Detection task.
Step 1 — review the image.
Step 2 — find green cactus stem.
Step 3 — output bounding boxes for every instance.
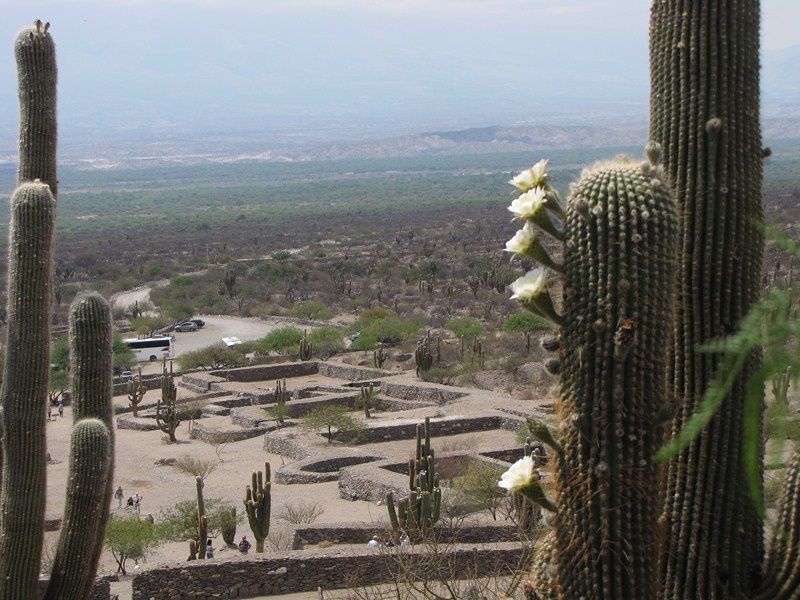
[156,361,181,442]
[244,463,271,553]
[357,384,378,418]
[127,367,145,416]
[15,20,57,197]
[552,157,678,599]
[0,181,57,597]
[385,418,442,539]
[650,2,766,596]
[373,344,388,369]
[299,331,313,361]
[414,335,434,377]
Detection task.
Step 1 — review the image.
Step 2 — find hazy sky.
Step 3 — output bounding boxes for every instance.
[0,0,798,146]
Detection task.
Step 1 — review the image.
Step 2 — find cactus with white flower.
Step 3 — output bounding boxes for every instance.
[502,154,678,598]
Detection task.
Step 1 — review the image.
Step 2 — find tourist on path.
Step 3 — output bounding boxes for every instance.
[238,536,251,554]
[114,486,124,508]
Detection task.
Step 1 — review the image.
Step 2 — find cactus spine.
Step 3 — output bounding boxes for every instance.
[156,361,181,442]
[650,2,767,597]
[386,417,441,538]
[196,476,207,559]
[244,463,271,553]
[127,367,145,416]
[0,22,114,598]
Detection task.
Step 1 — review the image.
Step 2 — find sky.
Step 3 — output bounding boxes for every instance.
[0,0,798,148]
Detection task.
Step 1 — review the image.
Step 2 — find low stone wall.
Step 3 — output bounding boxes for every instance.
[209,361,318,382]
[345,415,503,445]
[317,362,393,381]
[262,430,311,460]
[131,543,523,599]
[112,374,162,397]
[275,454,382,485]
[380,380,468,404]
[189,422,272,444]
[291,523,521,549]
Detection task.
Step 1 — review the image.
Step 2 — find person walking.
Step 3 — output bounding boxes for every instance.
[206,539,214,559]
[57,401,64,418]
[114,486,124,508]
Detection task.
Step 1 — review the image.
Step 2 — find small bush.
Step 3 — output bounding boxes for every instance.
[503,312,550,334]
[253,327,304,355]
[273,250,292,261]
[351,316,422,350]
[308,327,345,358]
[277,501,325,524]
[445,317,484,338]
[178,344,246,371]
[303,405,365,443]
[291,300,332,321]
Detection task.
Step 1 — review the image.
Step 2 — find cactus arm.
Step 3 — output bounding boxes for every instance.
[651,2,765,596]
[0,181,56,598]
[42,420,111,600]
[15,21,57,197]
[44,294,114,599]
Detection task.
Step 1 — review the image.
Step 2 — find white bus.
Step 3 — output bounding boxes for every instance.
[123,336,174,362]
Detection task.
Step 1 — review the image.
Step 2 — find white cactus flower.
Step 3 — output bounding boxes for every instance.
[498,456,536,492]
[504,222,537,256]
[509,159,549,191]
[508,187,548,221]
[509,267,549,302]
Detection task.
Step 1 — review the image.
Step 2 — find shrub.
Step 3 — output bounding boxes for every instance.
[171,274,197,287]
[308,327,345,358]
[178,344,246,371]
[355,307,396,327]
[453,462,507,520]
[272,250,292,261]
[158,498,233,541]
[291,300,332,321]
[171,455,220,481]
[277,501,325,525]
[351,316,422,350]
[445,317,484,338]
[253,327,304,355]
[502,312,550,334]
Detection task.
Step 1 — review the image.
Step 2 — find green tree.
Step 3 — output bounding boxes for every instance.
[253,327,304,355]
[178,344,246,371]
[131,316,171,337]
[453,462,507,521]
[290,300,332,321]
[308,327,345,358]
[113,333,136,371]
[445,317,484,338]
[303,405,364,443]
[503,313,550,353]
[105,518,160,575]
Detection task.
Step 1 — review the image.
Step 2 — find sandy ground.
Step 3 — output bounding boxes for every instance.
[44,402,387,582]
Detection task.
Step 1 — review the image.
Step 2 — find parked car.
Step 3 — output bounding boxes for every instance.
[191,319,205,329]
[174,321,199,332]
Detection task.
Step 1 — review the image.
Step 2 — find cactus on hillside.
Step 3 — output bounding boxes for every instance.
[386,417,442,538]
[650,2,768,596]
[505,155,678,598]
[156,361,181,442]
[357,384,378,418]
[0,22,115,599]
[373,344,388,369]
[127,367,145,416]
[244,463,271,553]
[299,331,313,361]
[414,334,434,377]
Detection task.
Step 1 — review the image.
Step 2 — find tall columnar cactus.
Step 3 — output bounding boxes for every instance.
[299,331,313,361]
[15,20,57,196]
[386,417,442,538]
[244,463,271,553]
[357,384,378,418]
[156,361,181,442]
[373,344,388,369]
[195,476,207,560]
[505,155,677,598]
[414,335,434,377]
[127,367,145,416]
[650,2,767,597]
[0,22,114,598]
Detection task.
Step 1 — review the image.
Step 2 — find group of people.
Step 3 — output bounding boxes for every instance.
[46,398,65,421]
[114,486,143,515]
[367,533,411,549]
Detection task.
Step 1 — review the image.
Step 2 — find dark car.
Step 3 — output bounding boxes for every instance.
[174,321,199,332]
[190,319,205,328]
